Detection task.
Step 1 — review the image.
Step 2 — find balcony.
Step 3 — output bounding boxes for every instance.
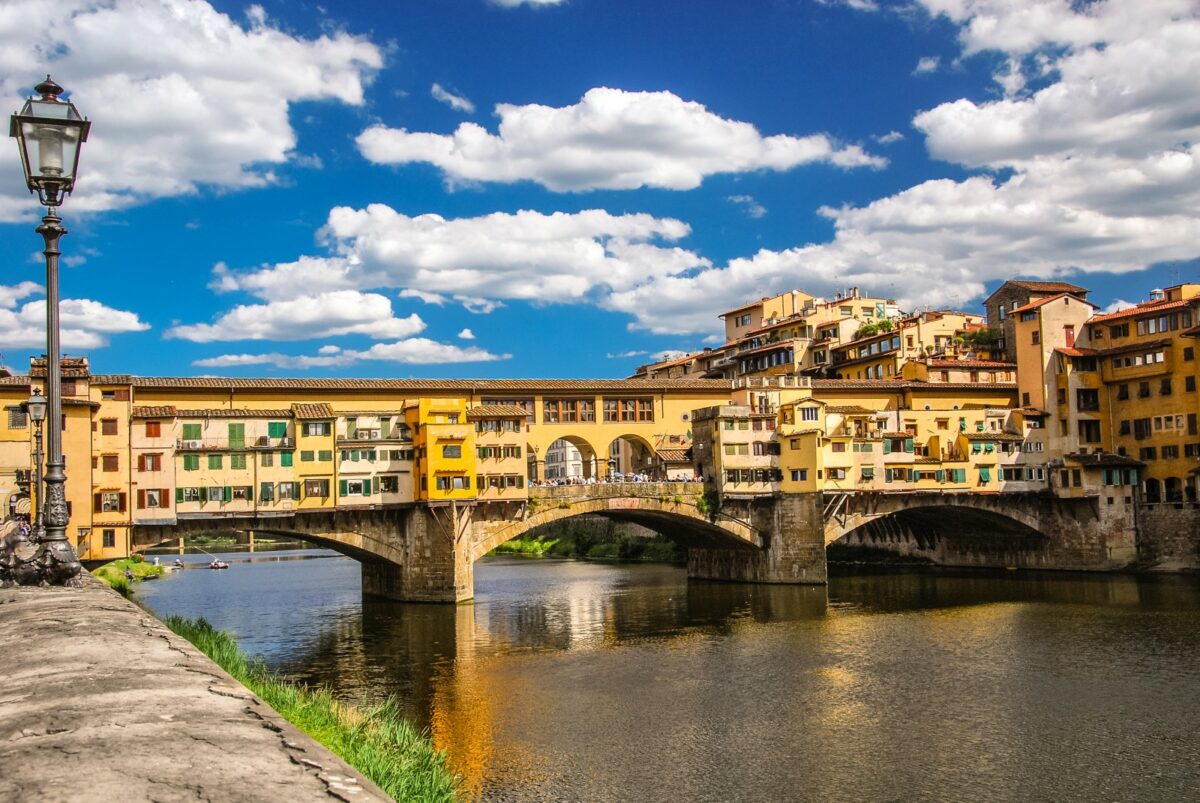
[177,437,293,451]
[338,430,412,444]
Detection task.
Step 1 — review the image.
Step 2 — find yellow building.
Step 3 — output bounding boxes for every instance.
[408,397,475,502]
[469,405,528,502]
[293,403,337,510]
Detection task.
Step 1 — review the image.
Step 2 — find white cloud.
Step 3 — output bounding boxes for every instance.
[356,87,885,192]
[874,130,905,144]
[457,328,475,339]
[194,338,508,368]
[217,206,707,306]
[0,0,382,221]
[398,289,449,305]
[1101,299,1135,315]
[165,290,425,342]
[0,282,148,349]
[727,194,767,219]
[606,350,648,359]
[913,56,940,74]
[430,83,475,114]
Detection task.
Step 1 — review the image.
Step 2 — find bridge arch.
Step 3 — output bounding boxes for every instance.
[471,488,760,562]
[535,434,603,482]
[604,432,658,478]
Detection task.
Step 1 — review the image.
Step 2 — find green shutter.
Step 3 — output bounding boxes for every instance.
[260,482,272,500]
[883,439,892,454]
[268,421,287,438]
[281,452,293,467]
[936,470,945,483]
[175,487,183,503]
[228,423,245,449]
[182,423,201,440]
[980,468,991,484]
[224,486,232,501]
[339,479,348,496]
[246,485,253,501]
[904,438,914,453]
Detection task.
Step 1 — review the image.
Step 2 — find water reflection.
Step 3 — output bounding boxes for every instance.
[137,554,1200,803]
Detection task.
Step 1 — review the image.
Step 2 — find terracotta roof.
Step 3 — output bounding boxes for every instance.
[985,281,1089,305]
[964,432,1025,442]
[30,357,91,379]
[132,406,177,418]
[1062,452,1144,468]
[91,376,733,392]
[291,402,334,420]
[1088,338,1172,358]
[1054,347,1096,358]
[1089,297,1197,323]
[656,448,691,463]
[1008,292,1098,315]
[466,405,528,419]
[880,431,912,438]
[735,339,799,358]
[63,398,100,408]
[1016,407,1048,417]
[914,457,942,464]
[925,360,1016,369]
[824,405,874,415]
[175,408,293,419]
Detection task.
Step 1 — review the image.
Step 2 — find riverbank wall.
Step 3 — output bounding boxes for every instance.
[0,576,390,802]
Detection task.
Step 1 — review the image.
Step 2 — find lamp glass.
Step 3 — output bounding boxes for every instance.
[26,392,47,423]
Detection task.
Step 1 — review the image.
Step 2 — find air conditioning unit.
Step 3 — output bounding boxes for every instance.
[182,440,201,449]
[356,431,372,440]
[280,437,294,448]
[256,435,270,446]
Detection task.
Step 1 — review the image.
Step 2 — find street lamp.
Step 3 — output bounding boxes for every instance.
[25,391,47,538]
[10,77,89,586]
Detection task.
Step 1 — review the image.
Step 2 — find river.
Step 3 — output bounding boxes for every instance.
[136,550,1200,802]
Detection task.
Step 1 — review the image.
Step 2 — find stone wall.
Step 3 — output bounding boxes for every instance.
[1136,502,1200,570]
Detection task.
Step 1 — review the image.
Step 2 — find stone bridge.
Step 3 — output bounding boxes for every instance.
[132,484,1140,602]
[821,490,1138,570]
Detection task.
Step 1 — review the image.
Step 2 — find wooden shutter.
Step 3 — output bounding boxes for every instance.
[137,454,146,472]
[93,494,102,513]
[117,493,127,512]
[224,486,232,502]
[175,488,183,503]
[339,479,348,496]
[137,490,146,509]
[161,489,170,509]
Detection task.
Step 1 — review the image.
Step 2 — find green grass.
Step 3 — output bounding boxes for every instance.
[490,533,685,563]
[93,557,164,596]
[163,616,458,803]
[490,536,561,556]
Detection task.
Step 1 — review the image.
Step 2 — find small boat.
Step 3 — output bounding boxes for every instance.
[209,560,230,570]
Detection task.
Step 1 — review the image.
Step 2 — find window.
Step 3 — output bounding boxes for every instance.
[268,421,288,438]
[261,452,274,467]
[102,454,118,472]
[790,469,808,482]
[1140,446,1157,460]
[208,454,223,470]
[799,406,819,422]
[752,442,781,456]
[318,450,333,461]
[99,418,117,436]
[831,442,846,453]
[1032,330,1040,345]
[543,398,596,423]
[278,482,299,500]
[138,489,165,509]
[1162,445,1179,459]
[95,492,125,513]
[1138,381,1151,398]
[860,467,875,481]
[182,423,202,440]
[230,454,247,470]
[1161,378,1173,396]
[230,486,251,501]
[145,421,161,438]
[179,487,202,502]
[303,422,332,436]
[1119,420,1131,435]
[140,453,161,472]
[207,486,225,502]
[182,454,199,471]
[304,479,330,498]
[435,475,471,491]
[281,452,293,467]
[6,406,27,429]
[827,468,847,480]
[1117,384,1129,401]
[380,475,400,493]
[1076,389,1100,411]
[602,398,654,422]
[102,529,116,549]
[1134,418,1152,440]
[443,444,462,459]
[1077,420,1101,443]
[300,450,315,462]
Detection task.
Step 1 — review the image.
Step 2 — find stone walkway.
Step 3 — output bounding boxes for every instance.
[0,576,389,802]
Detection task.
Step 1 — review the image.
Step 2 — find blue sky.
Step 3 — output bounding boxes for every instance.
[1,0,1197,378]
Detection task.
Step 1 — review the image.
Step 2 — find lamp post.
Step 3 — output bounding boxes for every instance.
[25,391,47,539]
[10,76,89,586]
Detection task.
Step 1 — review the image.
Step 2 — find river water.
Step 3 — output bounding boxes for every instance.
[137,550,1200,802]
